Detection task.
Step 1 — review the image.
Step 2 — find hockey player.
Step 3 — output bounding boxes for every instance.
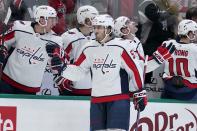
[54,5,99,96]
[161,19,197,101]
[114,16,145,93]
[48,14,147,131]
[114,16,144,61]
[114,16,175,73]
[114,16,175,93]
[0,5,63,94]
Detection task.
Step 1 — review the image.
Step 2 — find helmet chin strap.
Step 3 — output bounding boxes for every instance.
[122,27,131,36]
[43,28,47,34]
[100,28,112,44]
[122,28,135,38]
[38,20,48,27]
[38,19,48,34]
[187,32,196,42]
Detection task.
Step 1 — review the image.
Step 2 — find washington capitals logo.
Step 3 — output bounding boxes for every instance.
[17,46,45,64]
[93,54,116,74]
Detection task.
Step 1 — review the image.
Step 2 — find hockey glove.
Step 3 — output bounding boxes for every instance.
[0,45,8,64]
[0,45,8,79]
[50,56,67,75]
[171,76,184,88]
[46,43,62,57]
[153,42,176,64]
[54,75,73,93]
[133,89,147,112]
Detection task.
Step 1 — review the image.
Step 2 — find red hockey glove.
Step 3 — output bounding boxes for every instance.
[54,75,73,93]
[48,0,67,35]
[133,89,147,112]
[153,42,175,64]
[50,56,67,75]
[46,43,62,57]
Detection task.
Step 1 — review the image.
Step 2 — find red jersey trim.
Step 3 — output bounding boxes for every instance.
[64,43,72,61]
[2,73,40,93]
[0,31,15,45]
[74,53,86,66]
[183,79,197,89]
[122,50,143,89]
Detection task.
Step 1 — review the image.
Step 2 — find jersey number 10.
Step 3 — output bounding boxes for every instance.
[168,58,190,77]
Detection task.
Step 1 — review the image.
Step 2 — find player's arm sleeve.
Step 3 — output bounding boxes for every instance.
[121,49,144,90]
[61,32,74,61]
[146,58,161,73]
[62,52,90,81]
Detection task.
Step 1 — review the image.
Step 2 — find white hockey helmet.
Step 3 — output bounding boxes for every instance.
[178,19,197,35]
[92,14,114,29]
[34,5,57,25]
[77,5,99,25]
[114,16,131,37]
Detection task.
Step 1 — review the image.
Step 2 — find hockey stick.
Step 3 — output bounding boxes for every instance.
[135,55,148,131]
[4,7,12,26]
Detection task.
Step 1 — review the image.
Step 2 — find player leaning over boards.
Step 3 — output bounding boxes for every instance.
[113,16,175,91]
[53,5,99,96]
[47,14,147,131]
[161,19,197,101]
[0,5,63,94]
[114,16,175,73]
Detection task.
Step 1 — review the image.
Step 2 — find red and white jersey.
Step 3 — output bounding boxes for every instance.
[37,64,60,96]
[0,20,63,93]
[61,28,95,92]
[128,37,161,74]
[163,40,197,89]
[127,37,144,61]
[61,28,95,61]
[121,37,145,91]
[62,38,144,103]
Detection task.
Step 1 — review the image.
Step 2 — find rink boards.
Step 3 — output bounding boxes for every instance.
[0,94,196,131]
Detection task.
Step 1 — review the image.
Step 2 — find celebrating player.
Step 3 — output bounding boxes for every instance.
[48,14,147,131]
[161,19,197,101]
[54,5,99,96]
[0,5,63,94]
[114,16,175,71]
[114,16,175,92]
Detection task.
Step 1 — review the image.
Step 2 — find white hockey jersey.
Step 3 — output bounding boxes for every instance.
[129,37,160,73]
[163,40,197,88]
[122,37,145,91]
[62,38,144,103]
[37,64,60,96]
[61,28,95,93]
[1,21,63,93]
[127,37,145,60]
